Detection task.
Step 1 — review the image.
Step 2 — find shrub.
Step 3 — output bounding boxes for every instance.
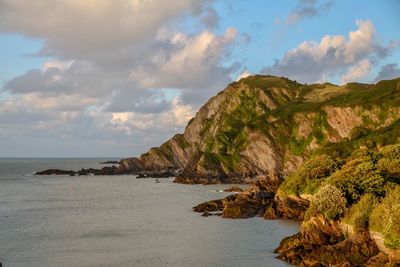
[370,186,400,249]
[305,185,347,221]
[326,157,385,203]
[342,194,376,232]
[280,154,341,195]
[350,127,370,141]
[375,143,400,183]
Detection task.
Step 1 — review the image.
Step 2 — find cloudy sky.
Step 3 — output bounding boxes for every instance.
[0,0,399,157]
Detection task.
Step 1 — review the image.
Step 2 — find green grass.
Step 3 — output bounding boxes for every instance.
[342,194,376,232]
[370,186,400,249]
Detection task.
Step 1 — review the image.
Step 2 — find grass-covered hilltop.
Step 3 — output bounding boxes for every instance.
[120,75,400,185]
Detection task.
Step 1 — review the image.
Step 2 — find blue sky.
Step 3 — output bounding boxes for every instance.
[0,0,399,157]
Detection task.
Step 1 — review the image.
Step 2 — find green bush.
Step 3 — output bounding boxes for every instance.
[326,157,385,203]
[342,194,376,232]
[280,154,341,195]
[305,185,347,221]
[370,186,400,249]
[375,143,400,183]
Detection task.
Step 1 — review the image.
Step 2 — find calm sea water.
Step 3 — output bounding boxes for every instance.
[0,158,298,267]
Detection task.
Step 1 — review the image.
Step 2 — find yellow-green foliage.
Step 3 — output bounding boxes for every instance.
[370,186,400,249]
[305,185,347,221]
[326,156,385,204]
[375,143,400,183]
[280,154,341,195]
[342,194,376,232]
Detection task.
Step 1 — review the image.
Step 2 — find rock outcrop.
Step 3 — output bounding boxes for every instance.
[193,176,310,219]
[275,216,382,266]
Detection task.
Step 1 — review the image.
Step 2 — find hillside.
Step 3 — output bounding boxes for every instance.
[120,75,400,184]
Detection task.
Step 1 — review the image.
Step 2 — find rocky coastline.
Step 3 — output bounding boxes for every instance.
[34,76,400,266]
[35,163,176,178]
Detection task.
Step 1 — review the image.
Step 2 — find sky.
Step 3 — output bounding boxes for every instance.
[0,0,399,157]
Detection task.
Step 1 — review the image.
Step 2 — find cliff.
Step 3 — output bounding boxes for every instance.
[120,75,400,183]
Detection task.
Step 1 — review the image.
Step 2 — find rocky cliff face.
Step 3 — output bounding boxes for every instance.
[120,75,400,183]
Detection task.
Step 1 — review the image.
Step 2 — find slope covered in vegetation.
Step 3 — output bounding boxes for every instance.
[275,142,400,265]
[120,75,400,184]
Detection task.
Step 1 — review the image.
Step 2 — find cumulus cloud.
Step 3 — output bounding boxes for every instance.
[374,63,400,82]
[0,0,242,156]
[262,20,392,83]
[341,59,371,83]
[284,0,333,25]
[236,70,252,81]
[0,0,209,61]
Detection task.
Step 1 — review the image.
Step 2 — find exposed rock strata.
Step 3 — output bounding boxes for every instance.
[117,76,400,184]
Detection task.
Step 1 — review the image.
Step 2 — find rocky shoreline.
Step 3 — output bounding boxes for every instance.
[35,164,176,178]
[193,175,400,266]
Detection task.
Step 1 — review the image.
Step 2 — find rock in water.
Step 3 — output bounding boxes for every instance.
[274,216,381,266]
[193,199,224,213]
[223,186,244,192]
[35,169,76,176]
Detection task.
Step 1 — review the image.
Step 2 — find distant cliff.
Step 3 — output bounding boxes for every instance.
[120,75,400,183]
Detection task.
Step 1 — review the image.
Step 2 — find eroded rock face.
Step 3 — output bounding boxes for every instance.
[264,194,310,220]
[118,76,400,184]
[275,216,381,266]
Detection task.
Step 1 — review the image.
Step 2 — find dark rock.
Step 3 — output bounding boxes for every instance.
[275,216,381,266]
[99,160,120,164]
[201,212,223,217]
[137,171,175,178]
[174,174,249,184]
[193,199,224,213]
[223,186,244,192]
[192,176,278,218]
[35,169,76,176]
[264,194,309,220]
[366,252,389,266]
[222,193,266,218]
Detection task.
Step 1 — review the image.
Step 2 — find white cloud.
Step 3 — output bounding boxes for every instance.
[262,20,391,83]
[341,59,371,84]
[236,70,252,81]
[131,27,237,90]
[0,0,241,156]
[0,0,210,61]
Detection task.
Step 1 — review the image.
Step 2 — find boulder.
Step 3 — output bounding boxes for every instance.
[275,216,381,266]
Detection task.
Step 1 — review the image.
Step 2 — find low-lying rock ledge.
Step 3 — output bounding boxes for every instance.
[192,178,297,219]
[223,186,244,192]
[35,167,177,177]
[99,160,119,164]
[136,171,175,178]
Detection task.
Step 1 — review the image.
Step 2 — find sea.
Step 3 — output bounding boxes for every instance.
[0,158,299,267]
